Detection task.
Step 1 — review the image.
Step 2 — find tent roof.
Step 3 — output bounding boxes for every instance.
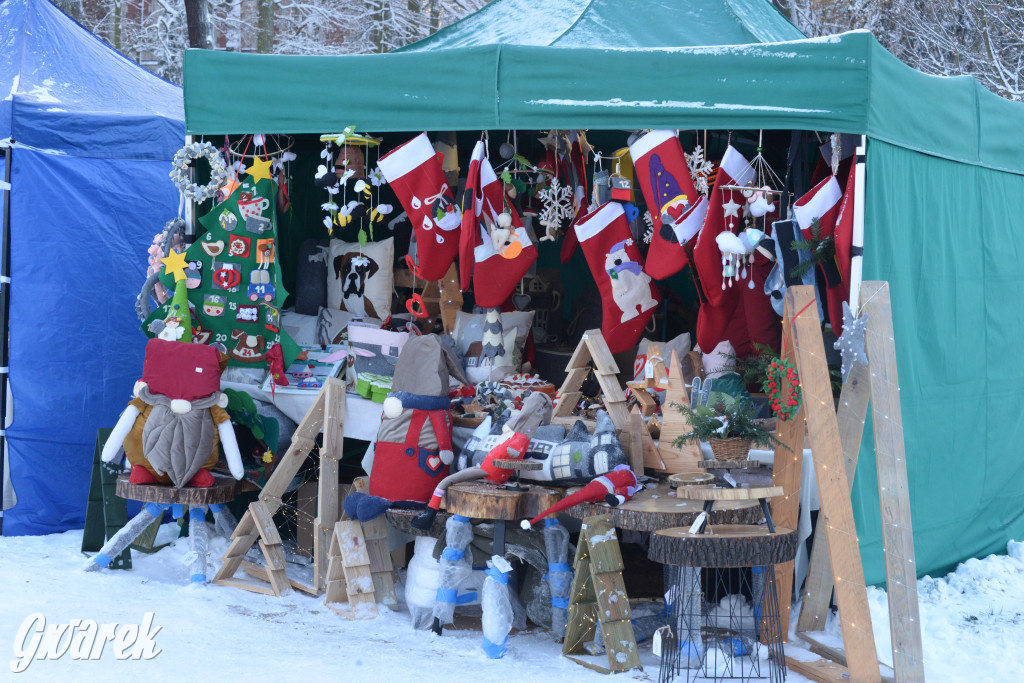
[183,31,1024,176]
[399,0,804,51]
[0,0,183,157]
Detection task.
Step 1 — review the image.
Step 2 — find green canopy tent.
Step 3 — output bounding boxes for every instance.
[182,1,1024,586]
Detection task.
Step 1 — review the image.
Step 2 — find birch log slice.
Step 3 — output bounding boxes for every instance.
[445,481,563,520]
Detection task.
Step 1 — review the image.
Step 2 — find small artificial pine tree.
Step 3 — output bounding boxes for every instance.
[788,216,835,281]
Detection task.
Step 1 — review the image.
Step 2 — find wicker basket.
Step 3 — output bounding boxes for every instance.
[708,437,753,461]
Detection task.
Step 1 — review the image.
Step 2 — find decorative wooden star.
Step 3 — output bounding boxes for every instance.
[161,248,189,282]
[246,156,274,184]
[834,301,869,382]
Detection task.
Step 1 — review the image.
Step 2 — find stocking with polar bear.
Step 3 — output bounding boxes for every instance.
[573,202,661,354]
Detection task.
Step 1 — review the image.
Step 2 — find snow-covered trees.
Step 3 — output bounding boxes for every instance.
[775,0,1024,101]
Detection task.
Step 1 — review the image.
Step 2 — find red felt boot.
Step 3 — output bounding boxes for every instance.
[186,468,215,488]
[129,465,159,485]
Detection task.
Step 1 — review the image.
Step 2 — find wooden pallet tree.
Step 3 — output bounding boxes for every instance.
[213,377,344,596]
[324,521,378,619]
[655,349,703,473]
[563,514,641,673]
[552,329,628,430]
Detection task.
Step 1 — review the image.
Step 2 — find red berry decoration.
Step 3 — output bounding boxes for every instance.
[763,357,802,422]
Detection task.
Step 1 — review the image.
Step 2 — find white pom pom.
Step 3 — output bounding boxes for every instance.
[520,520,532,530]
[497,213,512,229]
[170,399,192,415]
[382,396,403,419]
[133,381,147,398]
[216,393,229,409]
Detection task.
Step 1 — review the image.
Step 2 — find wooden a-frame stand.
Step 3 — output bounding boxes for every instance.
[213,376,345,596]
[771,284,924,683]
[563,514,642,673]
[552,329,629,431]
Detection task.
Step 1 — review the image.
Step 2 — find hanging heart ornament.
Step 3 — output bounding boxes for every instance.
[763,358,802,422]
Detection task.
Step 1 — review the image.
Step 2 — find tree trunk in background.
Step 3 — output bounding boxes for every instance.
[258,0,275,53]
[54,0,82,20]
[185,0,213,50]
[113,0,122,50]
[429,0,442,34]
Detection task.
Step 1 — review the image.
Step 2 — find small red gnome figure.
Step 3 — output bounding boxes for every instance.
[520,464,639,530]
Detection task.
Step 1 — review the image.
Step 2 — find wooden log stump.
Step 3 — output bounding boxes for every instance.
[564,480,761,532]
[116,473,240,505]
[445,480,562,521]
[649,525,799,568]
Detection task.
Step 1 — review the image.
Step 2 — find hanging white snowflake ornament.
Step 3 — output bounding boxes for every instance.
[537,178,573,239]
[686,145,714,196]
[642,210,654,244]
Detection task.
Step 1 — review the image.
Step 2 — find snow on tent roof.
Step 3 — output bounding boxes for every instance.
[0,0,183,157]
[398,0,805,51]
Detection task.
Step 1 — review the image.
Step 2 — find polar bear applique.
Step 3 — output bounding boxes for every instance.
[604,239,659,322]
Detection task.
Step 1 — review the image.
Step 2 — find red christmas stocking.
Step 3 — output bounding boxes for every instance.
[560,131,591,264]
[460,141,538,308]
[645,195,708,280]
[574,202,661,354]
[794,173,845,332]
[379,133,461,281]
[629,130,699,279]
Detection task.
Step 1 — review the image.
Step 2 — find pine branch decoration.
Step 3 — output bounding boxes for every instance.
[789,217,835,281]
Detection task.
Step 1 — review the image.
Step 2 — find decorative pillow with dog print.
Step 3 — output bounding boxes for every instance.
[327,237,393,319]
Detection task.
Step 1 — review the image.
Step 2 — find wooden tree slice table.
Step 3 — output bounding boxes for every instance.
[563,479,762,532]
[444,480,563,556]
[673,484,784,533]
[649,524,799,568]
[116,473,241,505]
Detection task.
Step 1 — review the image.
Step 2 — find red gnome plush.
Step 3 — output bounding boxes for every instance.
[520,465,639,530]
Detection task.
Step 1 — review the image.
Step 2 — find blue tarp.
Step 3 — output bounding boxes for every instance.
[1,0,184,535]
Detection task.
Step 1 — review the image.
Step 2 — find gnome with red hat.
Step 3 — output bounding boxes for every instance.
[520,464,639,530]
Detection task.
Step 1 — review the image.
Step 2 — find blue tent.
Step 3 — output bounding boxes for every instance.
[0,0,184,535]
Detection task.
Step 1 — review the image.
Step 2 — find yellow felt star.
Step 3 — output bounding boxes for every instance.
[246,156,274,184]
[161,248,189,282]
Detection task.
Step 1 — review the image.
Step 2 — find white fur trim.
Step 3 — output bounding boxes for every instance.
[170,399,191,415]
[574,202,624,243]
[628,129,677,161]
[673,195,708,244]
[718,146,755,186]
[216,393,229,409]
[377,132,436,182]
[382,396,403,419]
[133,381,147,398]
[794,175,842,231]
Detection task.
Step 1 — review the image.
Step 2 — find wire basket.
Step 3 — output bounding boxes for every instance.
[707,438,753,462]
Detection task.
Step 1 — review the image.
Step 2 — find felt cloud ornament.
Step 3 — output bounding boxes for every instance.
[716,227,765,289]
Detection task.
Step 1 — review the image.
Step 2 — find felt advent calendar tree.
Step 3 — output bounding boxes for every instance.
[145,160,299,368]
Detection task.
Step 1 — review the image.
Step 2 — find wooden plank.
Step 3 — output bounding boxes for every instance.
[640,418,665,469]
[772,287,811,641]
[593,372,626,404]
[324,578,347,604]
[800,632,850,666]
[294,383,328,441]
[259,539,288,571]
[563,366,591,391]
[564,333,594,371]
[214,577,278,596]
[334,521,371,567]
[787,285,880,683]
[258,541,292,596]
[249,501,283,545]
[342,564,374,594]
[229,508,256,539]
[627,408,646,477]
[861,281,925,683]
[799,360,871,634]
[632,387,657,416]
[438,263,463,334]
[785,655,850,682]
[592,573,632,621]
[656,350,703,473]
[584,330,620,375]
[582,516,624,573]
[602,400,630,433]
[553,391,581,417]
[598,620,642,672]
[316,379,345,591]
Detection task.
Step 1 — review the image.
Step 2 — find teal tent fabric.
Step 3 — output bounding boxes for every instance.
[856,140,1024,583]
[398,0,803,51]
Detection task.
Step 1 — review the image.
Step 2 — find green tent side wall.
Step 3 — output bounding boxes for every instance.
[181,28,1024,583]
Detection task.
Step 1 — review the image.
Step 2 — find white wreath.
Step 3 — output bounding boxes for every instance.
[170,141,229,202]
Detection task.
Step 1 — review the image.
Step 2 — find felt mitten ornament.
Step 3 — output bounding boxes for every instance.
[574,202,661,354]
[460,141,538,308]
[378,133,462,281]
[628,130,700,279]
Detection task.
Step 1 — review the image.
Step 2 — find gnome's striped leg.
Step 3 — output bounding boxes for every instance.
[189,506,210,584]
[542,519,572,640]
[481,556,514,659]
[432,514,474,634]
[412,467,486,531]
[83,503,165,571]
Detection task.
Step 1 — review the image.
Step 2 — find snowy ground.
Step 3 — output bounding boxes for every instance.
[1,526,1022,682]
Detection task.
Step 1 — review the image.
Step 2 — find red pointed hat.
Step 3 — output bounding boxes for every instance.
[520,466,639,529]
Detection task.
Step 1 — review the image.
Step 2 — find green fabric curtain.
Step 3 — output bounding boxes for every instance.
[857,140,1024,583]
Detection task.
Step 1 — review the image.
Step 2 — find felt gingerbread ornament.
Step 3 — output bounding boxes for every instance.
[460,140,538,308]
[573,202,661,354]
[101,338,244,488]
[628,130,701,279]
[378,133,462,281]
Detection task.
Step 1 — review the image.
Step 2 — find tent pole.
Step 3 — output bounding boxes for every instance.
[849,135,867,317]
[0,143,12,518]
